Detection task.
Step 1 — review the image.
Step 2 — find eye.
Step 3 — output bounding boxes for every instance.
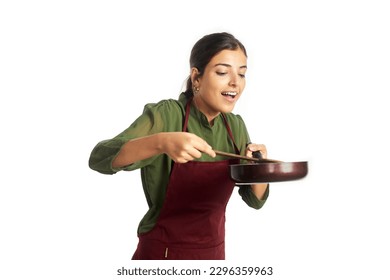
[216,71,227,76]
[239,73,246,78]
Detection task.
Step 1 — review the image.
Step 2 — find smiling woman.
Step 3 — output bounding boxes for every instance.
[191,49,247,122]
[88,32,270,260]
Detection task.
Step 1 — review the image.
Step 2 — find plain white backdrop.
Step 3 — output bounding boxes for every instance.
[1,0,389,279]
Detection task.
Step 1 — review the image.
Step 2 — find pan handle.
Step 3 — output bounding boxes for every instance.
[252,150,263,160]
[213,150,281,163]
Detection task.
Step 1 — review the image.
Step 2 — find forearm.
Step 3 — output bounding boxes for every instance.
[112,133,164,168]
[112,131,216,168]
[245,143,269,200]
[251,183,269,200]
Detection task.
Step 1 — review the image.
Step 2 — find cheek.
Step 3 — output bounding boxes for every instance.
[241,78,246,88]
[202,80,221,95]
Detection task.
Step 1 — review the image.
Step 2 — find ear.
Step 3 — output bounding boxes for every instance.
[190,67,201,87]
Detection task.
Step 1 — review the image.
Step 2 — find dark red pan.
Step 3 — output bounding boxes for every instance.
[214,150,308,184]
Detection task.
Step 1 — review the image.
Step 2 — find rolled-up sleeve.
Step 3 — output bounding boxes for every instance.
[238,184,269,209]
[229,115,270,210]
[88,99,182,175]
[88,138,128,174]
[88,103,161,174]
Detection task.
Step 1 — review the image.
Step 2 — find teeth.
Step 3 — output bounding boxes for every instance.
[222,91,237,97]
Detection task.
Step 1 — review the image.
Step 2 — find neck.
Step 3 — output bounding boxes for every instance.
[192,96,219,125]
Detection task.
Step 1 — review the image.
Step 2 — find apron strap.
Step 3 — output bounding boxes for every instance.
[183,98,240,155]
[182,98,192,132]
[221,113,241,155]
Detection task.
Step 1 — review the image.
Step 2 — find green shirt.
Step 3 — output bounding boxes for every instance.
[89,92,269,234]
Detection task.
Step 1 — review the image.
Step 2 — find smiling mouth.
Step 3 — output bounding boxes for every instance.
[221,91,238,99]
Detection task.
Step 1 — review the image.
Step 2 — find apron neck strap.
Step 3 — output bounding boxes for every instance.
[221,113,240,155]
[183,98,240,155]
[183,98,192,132]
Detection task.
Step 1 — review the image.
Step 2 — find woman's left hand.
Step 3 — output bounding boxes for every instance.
[246,143,269,200]
[246,143,267,159]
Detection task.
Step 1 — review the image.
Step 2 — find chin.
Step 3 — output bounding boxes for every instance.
[220,105,236,114]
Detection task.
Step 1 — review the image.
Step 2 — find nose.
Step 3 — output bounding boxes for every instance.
[228,73,239,87]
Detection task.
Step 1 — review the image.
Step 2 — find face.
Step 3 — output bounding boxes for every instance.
[192,49,247,122]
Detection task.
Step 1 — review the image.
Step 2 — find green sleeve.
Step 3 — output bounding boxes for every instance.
[232,115,270,209]
[88,99,182,174]
[238,184,269,209]
[88,138,128,175]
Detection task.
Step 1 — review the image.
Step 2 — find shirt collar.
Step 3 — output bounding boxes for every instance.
[178,92,222,129]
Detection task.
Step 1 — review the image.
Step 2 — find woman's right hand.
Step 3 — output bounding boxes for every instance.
[112,132,216,168]
[159,132,216,163]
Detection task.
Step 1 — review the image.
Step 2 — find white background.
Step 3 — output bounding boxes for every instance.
[1,0,389,279]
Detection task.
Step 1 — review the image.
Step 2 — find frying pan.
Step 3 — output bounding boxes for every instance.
[214,150,308,184]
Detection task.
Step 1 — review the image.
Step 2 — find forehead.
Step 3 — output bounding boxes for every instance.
[208,49,247,67]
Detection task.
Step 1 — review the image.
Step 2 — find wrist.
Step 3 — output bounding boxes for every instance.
[156,132,169,154]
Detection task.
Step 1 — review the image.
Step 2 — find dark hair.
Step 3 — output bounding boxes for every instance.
[185,32,247,93]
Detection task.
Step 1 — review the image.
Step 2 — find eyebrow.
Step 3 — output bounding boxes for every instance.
[214,63,247,69]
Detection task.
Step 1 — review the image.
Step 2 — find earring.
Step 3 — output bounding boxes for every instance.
[193,87,199,95]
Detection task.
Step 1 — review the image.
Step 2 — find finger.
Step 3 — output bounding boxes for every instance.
[247,143,266,151]
[191,137,216,158]
[205,151,216,158]
[175,158,188,164]
[203,146,216,158]
[187,147,203,159]
[246,143,267,158]
[174,153,194,163]
[193,143,216,158]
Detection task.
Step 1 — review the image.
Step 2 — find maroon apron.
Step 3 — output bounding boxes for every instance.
[132,99,240,260]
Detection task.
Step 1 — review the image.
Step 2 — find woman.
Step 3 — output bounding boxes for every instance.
[89,32,270,260]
